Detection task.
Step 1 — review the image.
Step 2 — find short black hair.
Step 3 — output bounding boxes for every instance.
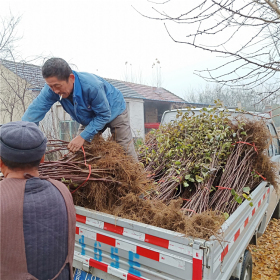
[0,157,41,170]
[42,57,72,81]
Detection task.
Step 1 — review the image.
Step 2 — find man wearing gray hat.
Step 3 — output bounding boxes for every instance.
[0,121,76,280]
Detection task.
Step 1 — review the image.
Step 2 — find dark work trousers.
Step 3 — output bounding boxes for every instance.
[78,108,138,160]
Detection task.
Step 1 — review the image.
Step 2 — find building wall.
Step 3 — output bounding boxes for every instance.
[145,106,158,123]
[125,98,145,139]
[0,65,34,124]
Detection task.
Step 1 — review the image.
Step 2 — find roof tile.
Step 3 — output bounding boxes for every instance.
[105,78,185,103]
[0,59,45,89]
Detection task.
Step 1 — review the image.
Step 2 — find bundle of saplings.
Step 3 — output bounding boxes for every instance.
[38,136,224,240]
[138,106,278,216]
[26,106,277,239]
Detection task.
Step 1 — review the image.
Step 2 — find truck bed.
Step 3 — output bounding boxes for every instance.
[73,154,279,280]
[73,110,280,279]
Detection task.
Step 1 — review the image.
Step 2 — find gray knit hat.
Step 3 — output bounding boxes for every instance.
[0,121,47,163]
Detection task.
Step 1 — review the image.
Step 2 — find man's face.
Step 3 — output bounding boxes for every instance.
[45,74,75,99]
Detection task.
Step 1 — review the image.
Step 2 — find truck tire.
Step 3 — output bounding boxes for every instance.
[240,250,252,280]
[272,200,280,219]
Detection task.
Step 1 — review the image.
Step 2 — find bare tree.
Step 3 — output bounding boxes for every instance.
[0,14,21,60]
[0,15,38,123]
[185,83,276,111]
[122,59,163,88]
[134,1,280,100]
[0,14,63,141]
[151,58,162,88]
[123,61,145,84]
[0,59,39,122]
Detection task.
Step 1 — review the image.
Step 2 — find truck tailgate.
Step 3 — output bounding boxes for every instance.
[74,206,205,280]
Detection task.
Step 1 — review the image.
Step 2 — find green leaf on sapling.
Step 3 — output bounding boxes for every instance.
[236,197,242,204]
[195,175,203,182]
[183,181,189,187]
[242,187,250,194]
[223,212,229,220]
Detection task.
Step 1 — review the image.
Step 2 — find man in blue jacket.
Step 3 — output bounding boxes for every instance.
[22,57,137,160]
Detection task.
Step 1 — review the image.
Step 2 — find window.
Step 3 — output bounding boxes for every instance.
[59,121,80,141]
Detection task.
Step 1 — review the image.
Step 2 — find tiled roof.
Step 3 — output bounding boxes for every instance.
[105,78,142,99]
[1,59,186,103]
[0,59,45,90]
[105,78,186,103]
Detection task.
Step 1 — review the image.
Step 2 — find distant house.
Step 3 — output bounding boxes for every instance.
[0,59,60,139]
[0,59,44,124]
[103,78,200,137]
[0,59,209,140]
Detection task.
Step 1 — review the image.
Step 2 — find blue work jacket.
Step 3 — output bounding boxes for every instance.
[22,71,126,141]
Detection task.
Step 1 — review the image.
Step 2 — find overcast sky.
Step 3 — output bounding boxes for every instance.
[1,0,221,99]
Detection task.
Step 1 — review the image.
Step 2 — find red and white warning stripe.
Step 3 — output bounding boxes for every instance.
[76,225,186,270]
[76,214,204,279]
[192,248,203,280]
[213,187,270,271]
[76,214,193,257]
[74,251,149,280]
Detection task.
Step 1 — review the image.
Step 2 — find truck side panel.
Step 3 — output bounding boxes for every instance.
[204,182,276,280]
[74,206,205,280]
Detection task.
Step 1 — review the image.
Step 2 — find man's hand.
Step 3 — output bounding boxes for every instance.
[68,135,85,152]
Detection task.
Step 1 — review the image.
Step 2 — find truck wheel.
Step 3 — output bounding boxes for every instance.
[240,250,252,280]
[272,201,280,219]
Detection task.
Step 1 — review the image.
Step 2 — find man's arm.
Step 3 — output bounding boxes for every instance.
[22,85,58,124]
